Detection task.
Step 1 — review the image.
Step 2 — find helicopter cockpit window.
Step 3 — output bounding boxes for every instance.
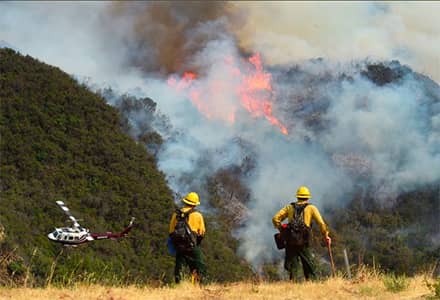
[68,236,73,240]
[53,231,59,238]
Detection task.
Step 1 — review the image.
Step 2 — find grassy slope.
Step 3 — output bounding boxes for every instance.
[0,276,434,300]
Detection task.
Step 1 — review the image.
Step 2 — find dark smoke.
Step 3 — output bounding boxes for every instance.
[109,1,241,74]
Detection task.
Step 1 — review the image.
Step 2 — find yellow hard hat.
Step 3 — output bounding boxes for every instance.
[296,186,311,199]
[182,192,200,206]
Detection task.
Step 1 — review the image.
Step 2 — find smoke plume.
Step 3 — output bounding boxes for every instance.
[108,1,239,74]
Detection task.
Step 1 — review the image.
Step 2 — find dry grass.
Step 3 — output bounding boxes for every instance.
[0,275,432,300]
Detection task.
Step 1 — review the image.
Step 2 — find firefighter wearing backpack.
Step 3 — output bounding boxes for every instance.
[272,186,331,281]
[169,192,206,284]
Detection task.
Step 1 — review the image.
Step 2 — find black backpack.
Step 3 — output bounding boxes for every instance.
[170,208,197,252]
[284,203,311,248]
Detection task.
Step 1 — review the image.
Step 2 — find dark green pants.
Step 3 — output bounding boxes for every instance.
[284,246,316,281]
[174,246,206,283]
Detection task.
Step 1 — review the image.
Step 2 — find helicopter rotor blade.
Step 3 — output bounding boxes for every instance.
[69,216,81,228]
[56,201,81,228]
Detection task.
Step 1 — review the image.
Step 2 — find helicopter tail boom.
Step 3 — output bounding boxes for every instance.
[90,217,135,240]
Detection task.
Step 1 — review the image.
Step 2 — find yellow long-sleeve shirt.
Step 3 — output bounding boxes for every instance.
[272,200,329,237]
[169,206,205,236]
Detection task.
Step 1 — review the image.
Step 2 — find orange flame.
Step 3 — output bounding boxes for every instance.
[167,53,288,135]
[239,53,288,135]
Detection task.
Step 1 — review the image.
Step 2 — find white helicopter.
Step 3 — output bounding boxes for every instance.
[47,201,135,246]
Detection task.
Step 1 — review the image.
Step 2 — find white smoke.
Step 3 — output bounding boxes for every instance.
[323,74,440,196]
[232,2,440,83]
[1,2,439,270]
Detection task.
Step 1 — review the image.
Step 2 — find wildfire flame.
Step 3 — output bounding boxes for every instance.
[167,53,288,135]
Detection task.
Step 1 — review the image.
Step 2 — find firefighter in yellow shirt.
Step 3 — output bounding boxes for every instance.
[272,186,331,280]
[169,192,206,283]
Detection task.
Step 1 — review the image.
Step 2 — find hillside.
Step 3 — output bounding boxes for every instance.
[0,48,253,286]
[1,47,439,288]
[0,47,180,284]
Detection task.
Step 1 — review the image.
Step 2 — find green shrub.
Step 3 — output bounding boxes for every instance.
[7,260,25,276]
[358,285,377,297]
[383,273,409,293]
[425,277,440,299]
